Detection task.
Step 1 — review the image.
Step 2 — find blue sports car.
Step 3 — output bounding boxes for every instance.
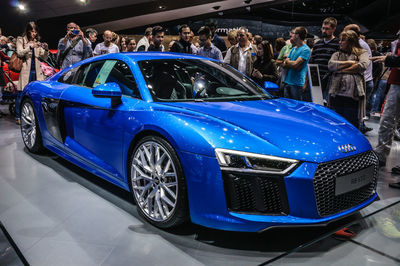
[18,52,378,232]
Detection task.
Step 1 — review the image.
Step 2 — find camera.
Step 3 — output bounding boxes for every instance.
[72,29,80,35]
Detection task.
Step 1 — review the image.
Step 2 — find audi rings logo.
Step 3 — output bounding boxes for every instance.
[338,144,357,153]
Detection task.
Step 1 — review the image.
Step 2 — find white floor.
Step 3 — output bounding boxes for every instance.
[1,107,400,266]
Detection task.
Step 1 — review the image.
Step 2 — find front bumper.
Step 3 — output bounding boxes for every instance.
[179,150,378,232]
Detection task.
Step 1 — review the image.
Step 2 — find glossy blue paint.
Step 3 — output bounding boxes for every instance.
[92,82,122,98]
[17,52,377,232]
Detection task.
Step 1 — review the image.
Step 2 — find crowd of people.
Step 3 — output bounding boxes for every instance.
[0,18,399,188]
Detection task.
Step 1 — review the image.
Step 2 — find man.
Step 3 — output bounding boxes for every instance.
[372,34,400,189]
[170,25,192,54]
[196,26,223,61]
[344,24,374,126]
[224,27,257,77]
[309,17,340,102]
[126,38,136,52]
[207,21,227,53]
[282,26,311,100]
[147,26,164,52]
[93,30,119,56]
[57,22,92,69]
[85,28,98,46]
[136,27,152,51]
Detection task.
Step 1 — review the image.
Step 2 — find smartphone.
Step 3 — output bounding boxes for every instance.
[72,29,80,35]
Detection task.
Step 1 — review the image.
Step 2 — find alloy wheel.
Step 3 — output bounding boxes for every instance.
[131,141,178,222]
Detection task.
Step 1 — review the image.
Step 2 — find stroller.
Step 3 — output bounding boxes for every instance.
[0,64,20,117]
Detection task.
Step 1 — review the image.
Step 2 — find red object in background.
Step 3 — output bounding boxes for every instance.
[49,49,58,54]
[2,64,20,83]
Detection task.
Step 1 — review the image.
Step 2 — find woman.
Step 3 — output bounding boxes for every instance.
[119,36,128,52]
[16,21,48,91]
[328,30,369,129]
[251,40,279,87]
[16,21,48,123]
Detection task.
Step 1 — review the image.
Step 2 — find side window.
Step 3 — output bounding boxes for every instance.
[105,60,140,98]
[75,60,106,88]
[57,67,79,84]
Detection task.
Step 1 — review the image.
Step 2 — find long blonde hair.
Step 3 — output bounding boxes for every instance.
[339,30,364,56]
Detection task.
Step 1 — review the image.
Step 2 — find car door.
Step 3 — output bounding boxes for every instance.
[61,59,141,182]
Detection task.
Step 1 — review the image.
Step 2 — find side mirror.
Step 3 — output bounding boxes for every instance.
[92,82,122,107]
[263,81,279,93]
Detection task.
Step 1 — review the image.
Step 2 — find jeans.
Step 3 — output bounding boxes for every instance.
[371,80,387,113]
[284,84,303,101]
[365,80,374,116]
[375,84,400,164]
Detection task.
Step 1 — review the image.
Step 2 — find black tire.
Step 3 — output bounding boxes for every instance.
[20,98,44,153]
[129,135,189,228]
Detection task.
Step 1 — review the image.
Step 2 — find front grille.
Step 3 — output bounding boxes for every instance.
[313,151,378,217]
[222,172,289,215]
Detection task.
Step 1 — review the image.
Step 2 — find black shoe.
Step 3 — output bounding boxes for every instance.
[361,126,373,134]
[389,182,400,189]
[392,166,400,175]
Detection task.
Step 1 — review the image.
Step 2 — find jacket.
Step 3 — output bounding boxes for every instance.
[16,36,48,91]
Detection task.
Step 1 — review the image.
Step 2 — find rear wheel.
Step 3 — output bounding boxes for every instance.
[129,136,188,228]
[20,99,44,153]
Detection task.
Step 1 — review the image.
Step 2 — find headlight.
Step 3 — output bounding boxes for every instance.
[215,148,299,174]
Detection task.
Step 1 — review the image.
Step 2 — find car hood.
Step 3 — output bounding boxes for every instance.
[158,98,371,163]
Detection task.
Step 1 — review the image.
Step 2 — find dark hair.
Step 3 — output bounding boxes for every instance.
[85,28,97,38]
[306,38,314,49]
[24,21,40,41]
[197,26,211,38]
[254,35,263,45]
[295,26,308,40]
[178,24,190,34]
[258,40,273,62]
[323,17,337,28]
[347,26,360,37]
[274,37,285,52]
[152,26,164,36]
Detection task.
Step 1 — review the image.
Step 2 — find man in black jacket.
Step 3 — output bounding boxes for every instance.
[170,25,192,54]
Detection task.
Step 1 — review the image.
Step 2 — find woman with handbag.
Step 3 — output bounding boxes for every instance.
[16,21,48,124]
[328,30,369,129]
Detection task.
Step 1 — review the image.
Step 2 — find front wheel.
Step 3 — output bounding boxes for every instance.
[129,136,189,228]
[20,99,44,153]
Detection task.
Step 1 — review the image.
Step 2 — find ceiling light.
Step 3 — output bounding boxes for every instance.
[18,3,25,10]
[158,5,166,10]
[244,0,252,4]
[212,5,221,10]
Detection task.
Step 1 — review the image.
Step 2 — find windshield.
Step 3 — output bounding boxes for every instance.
[137,59,273,102]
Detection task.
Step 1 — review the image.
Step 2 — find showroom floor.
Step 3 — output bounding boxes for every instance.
[1,105,400,266]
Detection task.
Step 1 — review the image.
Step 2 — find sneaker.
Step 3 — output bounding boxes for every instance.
[392,166,400,175]
[361,126,373,134]
[376,217,400,239]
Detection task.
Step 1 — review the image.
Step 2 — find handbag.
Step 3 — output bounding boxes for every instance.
[8,53,23,73]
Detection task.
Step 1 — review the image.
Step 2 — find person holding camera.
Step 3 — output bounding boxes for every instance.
[16,21,48,90]
[15,21,49,123]
[57,22,92,69]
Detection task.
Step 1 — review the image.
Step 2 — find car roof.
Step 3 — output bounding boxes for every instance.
[89,52,212,62]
